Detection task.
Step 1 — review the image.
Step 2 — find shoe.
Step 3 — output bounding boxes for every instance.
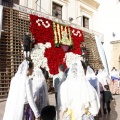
[104,112,107,114]
[108,110,111,113]
[104,109,107,114]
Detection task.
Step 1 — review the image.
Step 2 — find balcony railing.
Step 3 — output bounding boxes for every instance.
[0,0,13,7]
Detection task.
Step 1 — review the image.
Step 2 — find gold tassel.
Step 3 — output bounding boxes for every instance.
[66,109,76,120]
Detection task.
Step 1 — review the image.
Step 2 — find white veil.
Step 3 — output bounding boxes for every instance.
[86,66,100,99]
[33,68,45,93]
[97,69,103,83]
[86,66,94,74]
[32,68,49,110]
[102,69,111,85]
[3,60,29,120]
[60,60,100,119]
[86,66,95,79]
[97,69,111,88]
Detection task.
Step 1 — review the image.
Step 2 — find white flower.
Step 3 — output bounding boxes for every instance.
[65,52,83,68]
[45,42,51,48]
[31,42,51,75]
[36,20,39,23]
[36,19,50,28]
[34,44,39,49]
[72,29,82,37]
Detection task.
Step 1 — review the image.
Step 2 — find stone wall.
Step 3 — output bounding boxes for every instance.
[111,41,120,70]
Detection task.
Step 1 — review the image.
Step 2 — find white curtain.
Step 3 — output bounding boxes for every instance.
[0,5,3,39]
[95,35,109,75]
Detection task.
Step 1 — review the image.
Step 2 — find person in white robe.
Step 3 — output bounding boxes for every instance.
[53,64,66,120]
[32,68,49,114]
[97,69,104,84]
[58,60,100,120]
[97,69,111,90]
[53,64,66,106]
[86,66,100,99]
[102,69,111,85]
[3,60,40,120]
[97,69,112,116]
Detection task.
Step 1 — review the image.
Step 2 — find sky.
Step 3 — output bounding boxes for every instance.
[98,0,120,42]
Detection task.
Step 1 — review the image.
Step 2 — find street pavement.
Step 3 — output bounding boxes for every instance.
[0,94,120,120]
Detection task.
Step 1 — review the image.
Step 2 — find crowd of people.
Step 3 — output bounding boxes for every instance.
[3,60,55,120]
[53,62,118,120]
[3,57,119,120]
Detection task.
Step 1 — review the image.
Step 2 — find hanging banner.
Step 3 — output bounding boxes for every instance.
[0,5,3,39]
[95,35,109,74]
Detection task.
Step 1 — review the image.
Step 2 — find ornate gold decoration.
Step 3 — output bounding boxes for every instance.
[53,22,73,47]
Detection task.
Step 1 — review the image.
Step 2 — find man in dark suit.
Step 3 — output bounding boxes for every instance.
[23,32,32,59]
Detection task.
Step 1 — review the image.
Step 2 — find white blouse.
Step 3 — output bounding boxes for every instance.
[25,78,40,118]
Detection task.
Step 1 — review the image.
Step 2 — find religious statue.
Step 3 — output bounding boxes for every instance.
[60,27,73,46]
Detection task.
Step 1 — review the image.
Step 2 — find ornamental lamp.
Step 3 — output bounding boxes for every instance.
[112,32,115,37]
[69,17,73,22]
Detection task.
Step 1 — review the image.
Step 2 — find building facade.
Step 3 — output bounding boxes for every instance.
[98,0,120,70]
[110,41,120,70]
[0,0,104,97]
[19,0,100,31]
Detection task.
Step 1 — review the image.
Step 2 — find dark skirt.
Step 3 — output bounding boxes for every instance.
[24,45,30,52]
[23,104,35,120]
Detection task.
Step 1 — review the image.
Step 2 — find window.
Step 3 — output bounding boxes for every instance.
[1,0,12,7]
[83,16,89,29]
[13,0,20,4]
[52,2,62,19]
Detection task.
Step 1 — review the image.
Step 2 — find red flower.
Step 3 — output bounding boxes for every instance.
[70,27,84,55]
[30,15,54,44]
[30,15,84,74]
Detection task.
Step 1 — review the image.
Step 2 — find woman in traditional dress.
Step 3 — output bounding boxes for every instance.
[3,60,40,120]
[32,68,49,114]
[86,66,105,118]
[110,69,120,94]
[58,60,100,120]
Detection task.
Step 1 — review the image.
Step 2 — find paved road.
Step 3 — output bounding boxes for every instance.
[100,95,120,120]
[0,94,120,120]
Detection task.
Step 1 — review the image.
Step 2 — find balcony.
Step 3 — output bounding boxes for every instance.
[0,0,13,7]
